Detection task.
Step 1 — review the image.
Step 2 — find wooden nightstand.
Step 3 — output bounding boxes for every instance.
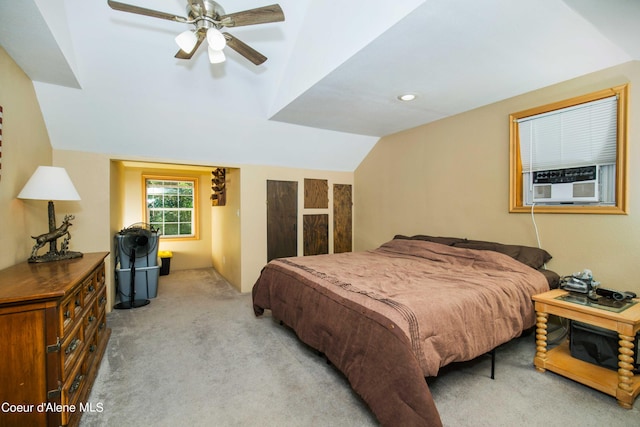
[532,289,640,409]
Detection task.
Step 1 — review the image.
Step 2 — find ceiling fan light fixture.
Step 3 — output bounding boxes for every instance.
[109,1,285,66]
[206,27,227,51]
[175,30,198,53]
[208,46,226,64]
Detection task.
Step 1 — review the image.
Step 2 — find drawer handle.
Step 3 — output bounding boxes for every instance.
[65,338,80,355]
[64,310,71,319]
[99,322,106,331]
[88,315,96,323]
[70,374,84,394]
[99,296,107,305]
[88,284,95,292]
[89,344,97,353]
[75,298,81,307]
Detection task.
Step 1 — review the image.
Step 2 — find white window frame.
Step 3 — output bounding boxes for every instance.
[144,175,199,239]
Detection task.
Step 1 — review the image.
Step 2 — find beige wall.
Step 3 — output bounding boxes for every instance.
[0,50,355,298]
[53,150,113,304]
[0,47,115,304]
[22,41,634,299]
[239,166,354,292]
[37,151,352,295]
[112,162,352,293]
[117,162,214,271]
[0,47,53,269]
[355,60,640,295]
[212,167,241,290]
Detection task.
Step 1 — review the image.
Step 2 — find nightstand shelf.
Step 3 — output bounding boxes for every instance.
[532,289,640,409]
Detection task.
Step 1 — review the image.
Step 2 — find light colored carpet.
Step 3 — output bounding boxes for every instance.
[81,268,640,426]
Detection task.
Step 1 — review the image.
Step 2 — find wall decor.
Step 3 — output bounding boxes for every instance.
[267,180,297,261]
[303,214,328,256]
[304,178,328,208]
[211,168,226,206]
[333,184,353,253]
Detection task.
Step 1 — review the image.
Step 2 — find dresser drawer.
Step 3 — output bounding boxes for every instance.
[97,310,108,343]
[84,309,108,390]
[97,285,108,314]
[83,272,98,304]
[84,326,100,370]
[94,262,105,289]
[61,286,84,337]
[60,353,88,426]
[84,299,100,339]
[61,321,85,380]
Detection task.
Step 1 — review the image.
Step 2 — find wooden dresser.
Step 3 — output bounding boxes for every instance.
[0,252,110,426]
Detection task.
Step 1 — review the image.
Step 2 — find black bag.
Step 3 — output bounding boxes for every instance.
[570,321,639,373]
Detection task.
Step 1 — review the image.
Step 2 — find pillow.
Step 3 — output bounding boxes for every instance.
[538,269,560,289]
[393,234,466,246]
[393,234,553,269]
[453,240,552,269]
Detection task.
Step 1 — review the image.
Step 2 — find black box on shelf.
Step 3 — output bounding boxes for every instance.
[570,320,639,372]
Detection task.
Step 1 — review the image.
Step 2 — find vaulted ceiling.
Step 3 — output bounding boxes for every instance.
[1,0,639,171]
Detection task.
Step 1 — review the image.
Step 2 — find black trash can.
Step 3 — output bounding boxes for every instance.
[159,251,172,276]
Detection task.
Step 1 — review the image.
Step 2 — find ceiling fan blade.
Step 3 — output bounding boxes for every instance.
[107,0,188,23]
[175,31,206,59]
[220,4,285,27]
[223,33,268,65]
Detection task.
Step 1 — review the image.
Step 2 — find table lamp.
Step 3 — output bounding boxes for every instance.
[17,166,83,263]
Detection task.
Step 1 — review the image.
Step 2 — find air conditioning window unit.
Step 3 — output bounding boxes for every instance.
[532,165,599,204]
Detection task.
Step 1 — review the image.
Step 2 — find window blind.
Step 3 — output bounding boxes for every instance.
[518,95,617,172]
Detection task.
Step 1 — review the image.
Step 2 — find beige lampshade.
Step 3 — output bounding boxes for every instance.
[17,166,81,201]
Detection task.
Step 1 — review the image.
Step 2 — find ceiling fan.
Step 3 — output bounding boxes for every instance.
[107,0,285,65]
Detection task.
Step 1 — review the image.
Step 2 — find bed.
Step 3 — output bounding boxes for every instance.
[252,235,559,426]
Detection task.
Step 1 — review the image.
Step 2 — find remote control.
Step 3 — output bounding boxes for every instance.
[595,287,637,301]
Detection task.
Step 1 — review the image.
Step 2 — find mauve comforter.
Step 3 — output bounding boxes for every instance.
[252,239,549,426]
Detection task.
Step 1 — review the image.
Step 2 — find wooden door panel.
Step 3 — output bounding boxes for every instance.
[304,179,328,208]
[303,214,329,256]
[333,184,353,253]
[267,180,298,262]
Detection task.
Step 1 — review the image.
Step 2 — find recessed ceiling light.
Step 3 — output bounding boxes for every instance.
[398,93,417,102]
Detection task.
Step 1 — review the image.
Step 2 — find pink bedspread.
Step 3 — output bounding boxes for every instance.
[252,239,549,426]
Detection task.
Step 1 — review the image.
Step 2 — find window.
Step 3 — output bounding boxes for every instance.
[145,176,198,238]
[509,84,628,214]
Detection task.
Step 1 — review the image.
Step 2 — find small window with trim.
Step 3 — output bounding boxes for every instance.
[144,176,198,238]
[509,84,628,214]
